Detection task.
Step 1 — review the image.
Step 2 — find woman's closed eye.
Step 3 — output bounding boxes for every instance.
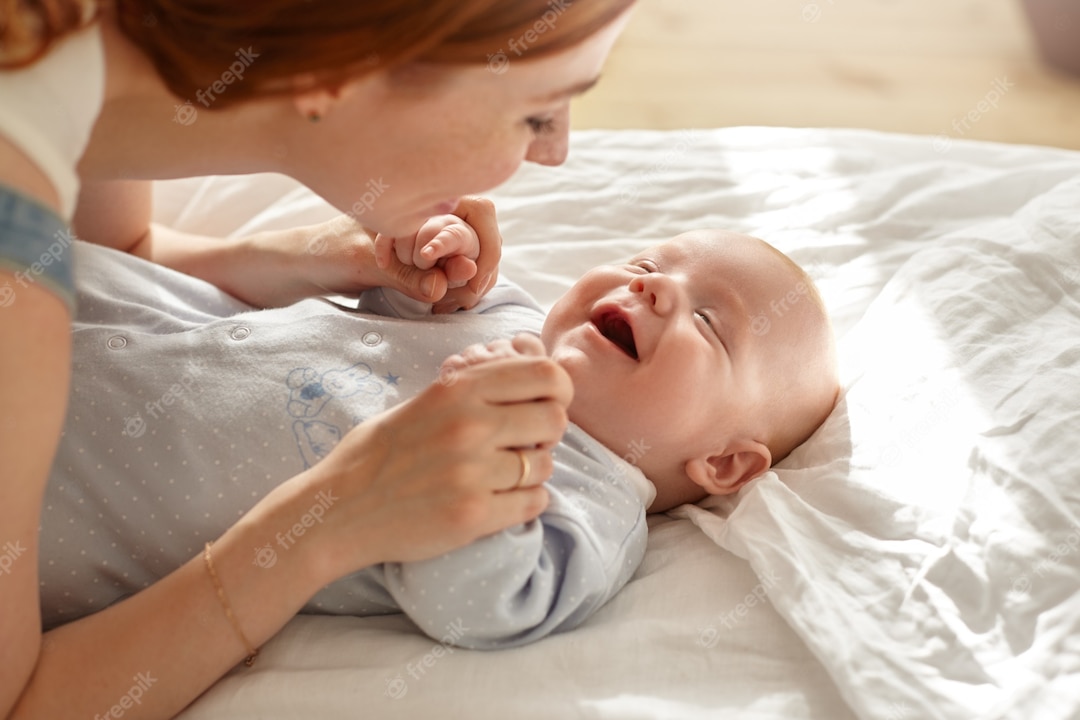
[526,116,556,135]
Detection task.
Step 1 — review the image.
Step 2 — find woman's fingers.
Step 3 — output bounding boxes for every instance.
[372,230,394,270]
[393,233,418,267]
[454,355,574,410]
[484,485,551,529]
[451,197,502,297]
[500,447,553,492]
[441,255,477,287]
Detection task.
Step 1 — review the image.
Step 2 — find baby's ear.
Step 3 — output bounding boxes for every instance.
[685,441,771,496]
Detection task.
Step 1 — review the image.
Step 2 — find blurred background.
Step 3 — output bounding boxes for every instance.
[572,0,1080,150]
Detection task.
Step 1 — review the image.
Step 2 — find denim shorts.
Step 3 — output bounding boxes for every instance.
[0,183,76,313]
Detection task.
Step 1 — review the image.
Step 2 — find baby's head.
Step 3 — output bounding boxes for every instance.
[541,229,839,512]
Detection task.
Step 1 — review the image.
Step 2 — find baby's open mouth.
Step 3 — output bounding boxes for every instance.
[595,310,638,360]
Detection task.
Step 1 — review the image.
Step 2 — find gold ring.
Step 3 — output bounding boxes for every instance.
[513,449,531,490]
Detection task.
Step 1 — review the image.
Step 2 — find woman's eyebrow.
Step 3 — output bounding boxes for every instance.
[533,75,601,103]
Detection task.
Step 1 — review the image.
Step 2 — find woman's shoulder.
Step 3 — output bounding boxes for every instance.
[0,20,106,220]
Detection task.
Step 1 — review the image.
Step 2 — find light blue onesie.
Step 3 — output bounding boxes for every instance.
[39,242,653,649]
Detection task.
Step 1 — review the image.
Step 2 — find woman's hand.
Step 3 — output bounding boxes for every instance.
[232,213,446,308]
[374,213,480,291]
[295,349,572,576]
[73,181,501,310]
[224,196,502,310]
[372,197,502,314]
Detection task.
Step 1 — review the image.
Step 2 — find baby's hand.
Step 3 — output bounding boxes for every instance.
[375,215,480,290]
[440,334,547,379]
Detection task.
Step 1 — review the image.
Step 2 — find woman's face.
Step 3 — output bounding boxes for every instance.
[288,10,632,237]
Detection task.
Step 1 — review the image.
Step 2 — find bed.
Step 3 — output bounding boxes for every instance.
[155,127,1080,720]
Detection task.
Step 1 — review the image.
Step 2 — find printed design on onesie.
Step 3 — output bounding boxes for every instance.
[285,362,393,468]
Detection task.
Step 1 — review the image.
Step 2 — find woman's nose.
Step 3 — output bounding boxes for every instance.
[629,273,677,316]
[524,107,570,166]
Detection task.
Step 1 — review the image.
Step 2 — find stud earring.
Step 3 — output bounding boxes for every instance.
[308,112,321,123]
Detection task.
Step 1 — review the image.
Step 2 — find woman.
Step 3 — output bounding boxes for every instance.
[0,0,634,716]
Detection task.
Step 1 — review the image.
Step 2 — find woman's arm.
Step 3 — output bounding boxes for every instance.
[11,469,335,719]
[0,270,344,718]
[0,280,71,717]
[72,180,498,309]
[3,303,567,718]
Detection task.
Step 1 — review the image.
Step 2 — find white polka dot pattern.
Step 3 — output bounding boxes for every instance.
[40,243,649,647]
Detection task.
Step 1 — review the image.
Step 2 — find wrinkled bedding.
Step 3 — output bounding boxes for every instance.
[154,128,1080,720]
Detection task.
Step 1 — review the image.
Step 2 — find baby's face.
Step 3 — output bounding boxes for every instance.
[541,230,834,511]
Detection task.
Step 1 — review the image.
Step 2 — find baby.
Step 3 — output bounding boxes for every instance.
[436,225,839,513]
[39,224,837,649]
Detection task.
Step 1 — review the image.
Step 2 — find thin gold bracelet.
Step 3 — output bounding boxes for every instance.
[203,542,259,667]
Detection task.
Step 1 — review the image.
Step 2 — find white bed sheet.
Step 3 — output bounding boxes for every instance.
[153,128,1080,720]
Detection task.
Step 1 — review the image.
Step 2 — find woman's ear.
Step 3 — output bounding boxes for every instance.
[291,73,365,122]
[685,441,771,496]
[292,87,340,121]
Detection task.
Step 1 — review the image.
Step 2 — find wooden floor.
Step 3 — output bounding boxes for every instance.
[573,0,1080,150]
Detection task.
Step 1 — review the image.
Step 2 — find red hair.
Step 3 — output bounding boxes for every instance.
[1,0,634,106]
[0,0,93,65]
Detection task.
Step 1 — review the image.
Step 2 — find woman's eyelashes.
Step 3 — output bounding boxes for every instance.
[526,116,556,135]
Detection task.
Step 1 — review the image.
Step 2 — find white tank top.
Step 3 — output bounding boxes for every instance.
[0,21,105,219]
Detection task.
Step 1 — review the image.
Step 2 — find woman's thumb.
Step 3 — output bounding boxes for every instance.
[392,262,446,303]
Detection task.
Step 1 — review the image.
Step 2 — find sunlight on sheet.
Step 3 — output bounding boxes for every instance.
[844,293,997,521]
[719,131,860,232]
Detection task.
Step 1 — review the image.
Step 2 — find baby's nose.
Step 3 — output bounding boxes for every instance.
[630,275,675,315]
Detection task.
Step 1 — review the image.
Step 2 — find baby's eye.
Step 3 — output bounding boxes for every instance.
[696,311,725,349]
[629,259,658,273]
